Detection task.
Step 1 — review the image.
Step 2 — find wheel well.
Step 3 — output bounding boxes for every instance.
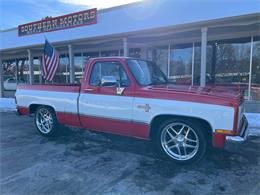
[150,115,212,143]
[29,104,55,114]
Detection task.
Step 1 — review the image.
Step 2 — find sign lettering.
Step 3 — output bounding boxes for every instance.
[18,8,97,36]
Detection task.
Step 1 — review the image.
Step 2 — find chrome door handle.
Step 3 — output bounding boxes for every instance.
[84,88,94,92]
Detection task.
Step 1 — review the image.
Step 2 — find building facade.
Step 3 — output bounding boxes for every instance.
[0,0,259,106]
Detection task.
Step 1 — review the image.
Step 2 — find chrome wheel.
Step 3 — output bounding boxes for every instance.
[161,122,199,161]
[36,107,54,134]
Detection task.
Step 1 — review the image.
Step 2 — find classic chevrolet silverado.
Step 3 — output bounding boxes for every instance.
[15,57,248,164]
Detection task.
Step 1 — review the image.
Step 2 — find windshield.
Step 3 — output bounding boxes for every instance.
[127,59,168,86]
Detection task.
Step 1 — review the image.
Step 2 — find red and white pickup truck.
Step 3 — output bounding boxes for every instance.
[16,57,248,164]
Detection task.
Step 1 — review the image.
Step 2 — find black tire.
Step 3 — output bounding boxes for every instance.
[34,106,60,137]
[155,119,207,164]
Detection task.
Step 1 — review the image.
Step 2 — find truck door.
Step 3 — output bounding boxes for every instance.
[79,59,136,136]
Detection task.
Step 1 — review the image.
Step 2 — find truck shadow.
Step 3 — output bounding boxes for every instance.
[46,126,260,170]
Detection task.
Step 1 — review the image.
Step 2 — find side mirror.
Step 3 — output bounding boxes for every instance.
[101,76,117,86]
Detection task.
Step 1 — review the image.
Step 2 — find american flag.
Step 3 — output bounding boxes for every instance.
[42,39,60,81]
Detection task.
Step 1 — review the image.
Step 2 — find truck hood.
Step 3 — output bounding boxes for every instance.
[141,84,243,106]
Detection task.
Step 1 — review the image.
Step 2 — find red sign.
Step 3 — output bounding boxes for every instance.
[18,8,97,36]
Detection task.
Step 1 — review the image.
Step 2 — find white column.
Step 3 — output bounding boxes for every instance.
[0,55,3,97]
[123,38,128,57]
[200,27,208,87]
[248,36,254,100]
[68,45,75,84]
[191,42,195,86]
[27,49,33,84]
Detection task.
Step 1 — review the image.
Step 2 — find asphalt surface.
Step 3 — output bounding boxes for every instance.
[0,112,260,195]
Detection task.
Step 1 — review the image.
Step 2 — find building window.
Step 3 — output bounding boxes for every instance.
[3,59,16,91]
[74,53,84,82]
[119,49,124,56]
[207,37,251,85]
[33,57,41,84]
[252,36,260,85]
[17,58,29,84]
[251,36,260,100]
[53,54,69,83]
[85,51,99,58]
[129,48,141,58]
[169,43,193,85]
[193,43,201,85]
[154,46,168,76]
[101,50,120,57]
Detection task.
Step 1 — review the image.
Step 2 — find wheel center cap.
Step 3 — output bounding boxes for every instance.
[177,135,184,142]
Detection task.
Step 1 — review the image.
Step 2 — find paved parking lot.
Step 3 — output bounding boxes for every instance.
[0,112,260,195]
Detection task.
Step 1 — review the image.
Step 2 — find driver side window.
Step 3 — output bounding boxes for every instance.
[89,61,130,87]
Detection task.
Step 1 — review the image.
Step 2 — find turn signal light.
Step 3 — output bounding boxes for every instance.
[215,129,235,135]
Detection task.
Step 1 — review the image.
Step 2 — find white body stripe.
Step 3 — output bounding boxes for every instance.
[16,89,78,115]
[133,97,234,130]
[16,89,235,132]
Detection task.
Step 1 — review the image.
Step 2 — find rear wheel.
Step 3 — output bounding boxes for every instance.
[155,119,207,164]
[35,106,59,137]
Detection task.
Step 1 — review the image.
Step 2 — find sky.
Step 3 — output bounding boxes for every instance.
[0,0,142,30]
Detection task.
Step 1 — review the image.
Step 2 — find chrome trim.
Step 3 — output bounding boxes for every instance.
[226,135,246,142]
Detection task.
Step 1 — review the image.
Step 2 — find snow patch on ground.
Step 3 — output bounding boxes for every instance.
[245,113,260,136]
[0,97,259,136]
[0,98,16,112]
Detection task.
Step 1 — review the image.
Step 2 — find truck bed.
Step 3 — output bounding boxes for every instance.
[16,84,81,127]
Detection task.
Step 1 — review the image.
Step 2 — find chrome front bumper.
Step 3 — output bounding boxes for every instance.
[226,115,249,142]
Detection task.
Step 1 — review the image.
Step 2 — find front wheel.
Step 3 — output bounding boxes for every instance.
[155,119,207,164]
[35,106,59,137]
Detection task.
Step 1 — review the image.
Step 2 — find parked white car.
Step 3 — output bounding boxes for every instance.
[4,78,17,91]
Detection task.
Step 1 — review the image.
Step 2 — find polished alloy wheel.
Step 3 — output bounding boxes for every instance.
[36,107,54,134]
[161,122,199,161]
